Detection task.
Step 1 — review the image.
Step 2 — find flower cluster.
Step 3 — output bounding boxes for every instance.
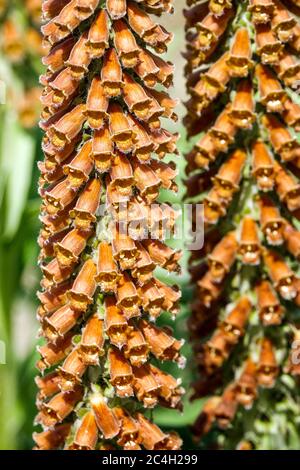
[0,0,43,127]
[185,0,300,449]
[34,0,183,450]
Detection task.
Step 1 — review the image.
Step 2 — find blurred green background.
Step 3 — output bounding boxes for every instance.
[0,2,203,450]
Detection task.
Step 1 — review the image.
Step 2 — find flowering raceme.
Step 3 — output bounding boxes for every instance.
[184,0,300,449]
[34,0,183,450]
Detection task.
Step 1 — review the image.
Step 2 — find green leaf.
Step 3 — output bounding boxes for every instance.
[153,397,204,428]
[1,112,36,240]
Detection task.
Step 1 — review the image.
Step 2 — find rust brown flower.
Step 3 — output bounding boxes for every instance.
[256,338,279,388]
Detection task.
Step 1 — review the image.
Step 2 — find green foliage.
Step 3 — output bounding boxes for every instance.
[0,33,41,448]
[0,124,40,448]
